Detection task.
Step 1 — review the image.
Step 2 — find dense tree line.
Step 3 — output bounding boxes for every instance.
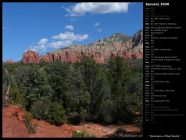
[2,56,143,125]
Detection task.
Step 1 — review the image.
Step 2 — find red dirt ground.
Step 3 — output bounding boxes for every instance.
[2,105,141,138]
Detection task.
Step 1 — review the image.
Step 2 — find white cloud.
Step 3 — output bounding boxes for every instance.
[38,38,48,45]
[94,22,100,26]
[65,25,74,30]
[50,40,72,48]
[29,38,48,52]
[67,2,129,16]
[35,38,48,50]
[28,32,88,52]
[52,32,88,41]
[30,48,37,52]
[51,32,88,49]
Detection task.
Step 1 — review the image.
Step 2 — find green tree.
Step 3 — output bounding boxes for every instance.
[46,101,66,125]
[44,61,71,102]
[64,65,91,123]
[107,56,135,123]
[15,64,53,110]
[30,98,50,120]
[3,55,142,126]
[79,57,110,121]
[9,84,27,107]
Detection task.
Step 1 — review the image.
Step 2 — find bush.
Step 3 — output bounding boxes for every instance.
[31,99,66,125]
[46,102,66,125]
[30,98,50,120]
[115,127,126,135]
[9,85,27,107]
[23,111,36,134]
[72,130,95,138]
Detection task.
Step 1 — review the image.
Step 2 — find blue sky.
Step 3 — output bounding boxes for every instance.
[3,2,143,61]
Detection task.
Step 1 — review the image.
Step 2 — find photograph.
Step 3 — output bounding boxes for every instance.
[2,2,143,138]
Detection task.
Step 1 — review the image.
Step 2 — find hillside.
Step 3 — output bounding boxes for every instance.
[3,105,142,138]
[22,30,143,64]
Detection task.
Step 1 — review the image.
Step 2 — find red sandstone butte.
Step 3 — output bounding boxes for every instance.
[22,50,143,64]
[22,50,40,64]
[5,59,14,64]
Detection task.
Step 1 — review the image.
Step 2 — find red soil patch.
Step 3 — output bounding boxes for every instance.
[2,105,28,138]
[2,105,142,138]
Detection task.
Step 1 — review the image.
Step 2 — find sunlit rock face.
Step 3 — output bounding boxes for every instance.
[22,30,143,64]
[22,50,40,64]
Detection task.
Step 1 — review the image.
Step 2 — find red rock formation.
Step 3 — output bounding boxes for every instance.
[122,51,132,59]
[53,52,61,61]
[41,53,53,63]
[21,31,143,64]
[22,50,143,64]
[5,59,14,64]
[87,52,104,64]
[22,50,40,64]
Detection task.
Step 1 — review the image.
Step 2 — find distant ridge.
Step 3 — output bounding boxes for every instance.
[22,30,143,64]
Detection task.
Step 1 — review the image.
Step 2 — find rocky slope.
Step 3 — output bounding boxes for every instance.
[22,30,143,64]
[3,105,141,138]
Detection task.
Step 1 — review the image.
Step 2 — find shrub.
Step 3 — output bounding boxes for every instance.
[30,98,50,120]
[9,85,27,107]
[31,99,66,125]
[23,111,36,134]
[115,127,126,135]
[72,130,96,138]
[46,102,66,125]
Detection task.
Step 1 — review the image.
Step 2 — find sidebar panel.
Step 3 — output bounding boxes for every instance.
[144,1,185,139]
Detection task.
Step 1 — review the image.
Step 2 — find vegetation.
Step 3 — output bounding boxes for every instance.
[2,56,143,126]
[72,130,96,138]
[23,111,36,134]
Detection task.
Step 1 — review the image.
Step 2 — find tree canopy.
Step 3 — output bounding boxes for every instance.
[2,57,143,125]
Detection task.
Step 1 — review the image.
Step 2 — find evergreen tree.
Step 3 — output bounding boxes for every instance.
[107,57,134,123]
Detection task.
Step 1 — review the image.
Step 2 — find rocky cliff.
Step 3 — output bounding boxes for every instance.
[22,50,40,64]
[5,59,14,64]
[22,30,143,64]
